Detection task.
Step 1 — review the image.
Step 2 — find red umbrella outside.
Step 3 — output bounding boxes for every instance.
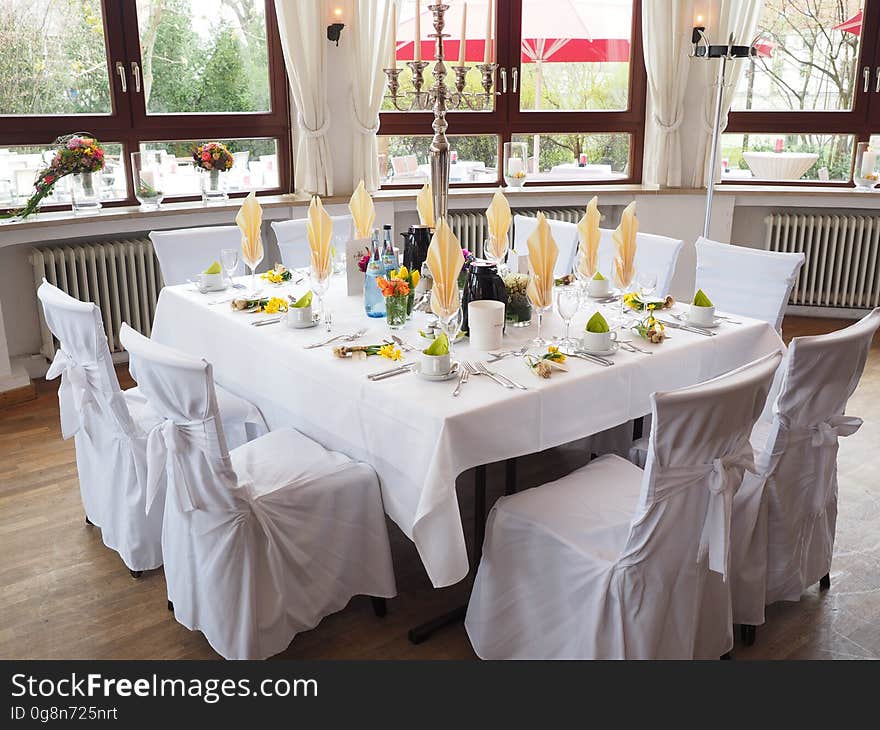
[832,9,862,36]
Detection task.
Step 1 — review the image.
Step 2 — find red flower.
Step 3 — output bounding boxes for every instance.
[44,175,55,184]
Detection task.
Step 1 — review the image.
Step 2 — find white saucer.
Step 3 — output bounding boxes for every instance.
[413,361,460,382]
[676,313,721,329]
[288,317,318,329]
[419,329,466,344]
[579,342,620,356]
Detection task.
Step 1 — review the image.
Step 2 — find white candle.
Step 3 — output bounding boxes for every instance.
[484,0,493,64]
[861,149,878,177]
[414,0,421,62]
[458,3,468,66]
[390,3,397,70]
[507,157,523,175]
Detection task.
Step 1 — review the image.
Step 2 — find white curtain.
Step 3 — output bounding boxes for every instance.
[274,0,333,195]
[347,0,396,192]
[642,0,695,187]
[691,0,764,188]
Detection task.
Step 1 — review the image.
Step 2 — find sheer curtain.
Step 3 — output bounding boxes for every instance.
[691,0,763,188]
[642,0,695,187]
[274,0,334,195]
[347,0,396,192]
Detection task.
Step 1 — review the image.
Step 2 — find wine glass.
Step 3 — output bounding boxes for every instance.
[439,307,463,360]
[574,251,595,294]
[310,265,332,332]
[484,234,508,276]
[612,258,635,332]
[331,232,348,276]
[555,286,580,347]
[638,271,657,300]
[220,248,241,289]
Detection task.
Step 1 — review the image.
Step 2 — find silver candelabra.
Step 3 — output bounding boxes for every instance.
[383,3,497,221]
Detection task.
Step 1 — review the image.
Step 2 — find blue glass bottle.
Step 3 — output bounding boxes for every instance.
[381,224,398,275]
[364,235,386,318]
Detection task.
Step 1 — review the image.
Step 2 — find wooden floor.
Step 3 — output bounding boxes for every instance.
[1,315,878,660]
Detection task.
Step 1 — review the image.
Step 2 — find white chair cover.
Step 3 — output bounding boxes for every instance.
[596,228,684,298]
[272,214,354,270]
[37,281,162,572]
[731,309,880,624]
[120,323,396,660]
[695,237,805,333]
[150,225,244,286]
[466,351,781,659]
[511,214,579,277]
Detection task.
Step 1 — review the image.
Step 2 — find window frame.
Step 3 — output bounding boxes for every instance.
[0,0,291,211]
[378,0,647,189]
[723,0,880,187]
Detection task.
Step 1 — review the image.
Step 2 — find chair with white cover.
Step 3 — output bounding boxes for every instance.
[512,214,579,277]
[465,351,782,659]
[596,229,684,298]
[119,323,396,660]
[730,309,880,640]
[695,237,805,333]
[150,225,243,286]
[272,215,353,270]
[37,281,162,575]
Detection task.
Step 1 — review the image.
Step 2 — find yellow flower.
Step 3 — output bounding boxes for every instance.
[411,269,420,288]
[378,344,402,361]
[263,297,288,314]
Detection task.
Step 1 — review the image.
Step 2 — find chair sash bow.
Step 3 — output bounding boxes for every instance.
[809,415,862,447]
[46,349,99,439]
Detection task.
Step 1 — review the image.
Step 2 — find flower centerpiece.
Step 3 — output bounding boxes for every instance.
[524,346,568,378]
[623,293,675,312]
[633,314,667,344]
[260,263,293,285]
[377,274,411,330]
[193,142,234,203]
[230,296,288,313]
[503,272,531,327]
[390,265,420,316]
[3,134,105,220]
[332,342,403,360]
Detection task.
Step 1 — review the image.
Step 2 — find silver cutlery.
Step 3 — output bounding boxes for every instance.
[564,350,614,367]
[303,328,367,349]
[208,296,236,306]
[466,360,512,389]
[368,362,416,381]
[477,361,527,390]
[658,319,716,337]
[391,335,419,352]
[252,317,282,327]
[486,346,528,363]
[672,311,741,326]
[619,339,653,355]
[452,361,470,397]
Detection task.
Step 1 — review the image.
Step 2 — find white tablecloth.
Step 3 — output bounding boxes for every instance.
[151,278,784,588]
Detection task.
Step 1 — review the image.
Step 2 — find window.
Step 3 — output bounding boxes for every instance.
[379,0,646,187]
[0,0,289,210]
[726,0,880,184]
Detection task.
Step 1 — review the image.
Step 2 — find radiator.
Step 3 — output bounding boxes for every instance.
[448,206,585,257]
[764,213,880,310]
[31,239,164,359]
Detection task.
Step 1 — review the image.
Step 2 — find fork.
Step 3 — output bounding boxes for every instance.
[467,360,512,389]
[476,361,527,390]
[303,328,366,349]
[486,346,528,363]
[391,335,418,352]
[619,339,653,355]
[452,361,470,397]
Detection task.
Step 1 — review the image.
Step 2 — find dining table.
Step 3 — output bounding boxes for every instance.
[150,275,785,590]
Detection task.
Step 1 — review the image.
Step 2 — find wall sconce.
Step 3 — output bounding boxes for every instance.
[327,6,344,45]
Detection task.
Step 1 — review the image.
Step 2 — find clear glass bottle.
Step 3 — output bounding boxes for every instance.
[381,224,398,274]
[364,234,387,318]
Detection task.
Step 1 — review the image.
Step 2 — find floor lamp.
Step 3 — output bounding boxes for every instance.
[691,28,760,238]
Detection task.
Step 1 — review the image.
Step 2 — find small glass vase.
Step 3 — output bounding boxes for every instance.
[70,172,102,215]
[200,168,228,204]
[854,142,879,191]
[131,151,164,211]
[506,291,532,327]
[386,294,408,330]
[503,141,528,188]
[406,290,415,319]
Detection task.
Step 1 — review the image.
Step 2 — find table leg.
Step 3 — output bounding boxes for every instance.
[408,465,488,645]
[504,458,518,495]
[632,416,645,441]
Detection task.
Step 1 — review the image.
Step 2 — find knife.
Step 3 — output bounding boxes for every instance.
[566,350,614,367]
[368,363,415,381]
[658,319,715,336]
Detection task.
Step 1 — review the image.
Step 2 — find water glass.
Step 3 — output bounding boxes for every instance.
[555,287,580,346]
[221,248,239,287]
[638,271,657,299]
[310,270,331,331]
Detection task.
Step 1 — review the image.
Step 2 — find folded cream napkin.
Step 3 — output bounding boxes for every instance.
[235,191,263,268]
[485,189,512,260]
[307,195,333,281]
[427,218,464,319]
[577,196,601,278]
[525,212,559,310]
[612,200,638,289]
[417,183,435,228]
[349,180,375,239]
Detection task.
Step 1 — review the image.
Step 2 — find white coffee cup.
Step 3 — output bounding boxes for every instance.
[581,329,618,352]
[286,305,313,328]
[191,272,225,292]
[420,351,452,376]
[688,303,716,326]
[587,277,611,298]
[468,300,505,351]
